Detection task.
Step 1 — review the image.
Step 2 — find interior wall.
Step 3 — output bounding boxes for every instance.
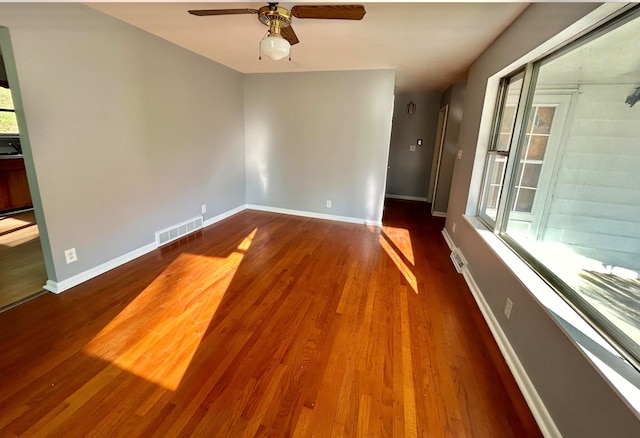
[244,70,395,224]
[444,3,640,437]
[0,3,246,283]
[385,91,440,200]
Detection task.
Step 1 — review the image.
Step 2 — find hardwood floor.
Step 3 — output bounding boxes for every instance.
[0,210,47,309]
[0,200,542,437]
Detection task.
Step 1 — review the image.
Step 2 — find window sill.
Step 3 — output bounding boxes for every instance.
[462,214,640,420]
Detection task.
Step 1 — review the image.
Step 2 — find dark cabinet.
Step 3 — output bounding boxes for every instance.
[0,158,33,213]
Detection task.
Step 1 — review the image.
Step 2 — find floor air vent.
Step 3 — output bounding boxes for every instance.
[156,216,203,247]
[450,247,467,273]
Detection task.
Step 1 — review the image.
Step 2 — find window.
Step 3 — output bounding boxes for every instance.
[479,8,640,370]
[479,75,523,224]
[0,86,19,134]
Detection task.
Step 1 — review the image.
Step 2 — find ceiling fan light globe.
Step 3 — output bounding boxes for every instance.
[260,34,290,60]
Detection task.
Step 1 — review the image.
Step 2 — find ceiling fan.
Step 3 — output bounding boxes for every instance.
[188,3,366,61]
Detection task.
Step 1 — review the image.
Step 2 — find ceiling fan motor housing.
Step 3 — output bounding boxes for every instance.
[259,4,292,35]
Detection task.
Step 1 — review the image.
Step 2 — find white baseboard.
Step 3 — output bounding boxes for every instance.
[459,263,560,438]
[203,204,247,227]
[44,204,248,295]
[441,228,454,250]
[431,210,447,218]
[43,241,158,294]
[385,194,428,202]
[246,204,381,227]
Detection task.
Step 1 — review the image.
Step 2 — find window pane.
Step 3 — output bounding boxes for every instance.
[0,111,19,134]
[513,187,535,212]
[503,12,640,365]
[0,87,15,110]
[495,77,523,152]
[532,106,555,134]
[0,87,18,134]
[521,163,542,187]
[481,154,507,221]
[527,135,548,160]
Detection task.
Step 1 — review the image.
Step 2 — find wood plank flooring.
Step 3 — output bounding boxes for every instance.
[0,200,542,437]
[0,210,47,309]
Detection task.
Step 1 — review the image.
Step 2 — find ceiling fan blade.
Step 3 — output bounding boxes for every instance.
[188,9,258,17]
[291,5,366,20]
[281,26,300,46]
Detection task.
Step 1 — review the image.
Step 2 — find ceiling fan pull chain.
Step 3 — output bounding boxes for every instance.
[258,30,269,60]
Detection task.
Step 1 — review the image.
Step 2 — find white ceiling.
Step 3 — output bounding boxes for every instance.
[88,2,529,92]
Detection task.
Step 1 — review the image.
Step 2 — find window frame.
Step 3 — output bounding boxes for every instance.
[478,70,528,228]
[476,6,640,372]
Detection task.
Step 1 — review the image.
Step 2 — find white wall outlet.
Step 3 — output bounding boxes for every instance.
[409,145,416,152]
[504,297,513,320]
[457,149,463,160]
[326,200,332,208]
[65,248,77,264]
[417,139,423,146]
[452,222,457,234]
[201,204,207,214]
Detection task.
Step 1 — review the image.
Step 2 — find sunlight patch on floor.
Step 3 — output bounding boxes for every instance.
[379,233,418,294]
[0,215,34,234]
[83,228,258,390]
[381,226,415,265]
[0,224,39,248]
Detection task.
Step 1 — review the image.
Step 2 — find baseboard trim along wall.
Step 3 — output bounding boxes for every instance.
[441,228,455,250]
[44,204,248,294]
[44,203,380,294]
[385,194,428,202]
[246,204,382,226]
[43,241,158,294]
[431,210,447,218]
[441,228,560,438]
[204,204,246,228]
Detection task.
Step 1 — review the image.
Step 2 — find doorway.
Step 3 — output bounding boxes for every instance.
[428,105,449,216]
[0,34,47,310]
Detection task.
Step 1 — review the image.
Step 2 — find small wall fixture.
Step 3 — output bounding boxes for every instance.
[625,87,640,107]
[406,100,416,115]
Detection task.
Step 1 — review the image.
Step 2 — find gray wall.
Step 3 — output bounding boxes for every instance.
[445,3,640,437]
[244,70,395,224]
[0,3,246,282]
[433,82,465,214]
[386,91,440,199]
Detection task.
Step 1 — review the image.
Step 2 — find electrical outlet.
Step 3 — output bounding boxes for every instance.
[65,248,77,264]
[452,222,457,234]
[417,139,423,146]
[457,149,463,160]
[504,298,513,320]
[201,204,207,214]
[326,200,332,208]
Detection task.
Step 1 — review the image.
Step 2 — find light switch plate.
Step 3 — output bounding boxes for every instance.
[457,149,463,159]
[410,145,416,152]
